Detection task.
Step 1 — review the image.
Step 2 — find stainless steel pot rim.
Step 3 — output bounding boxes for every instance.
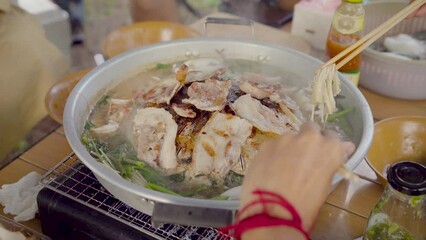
[64,38,374,210]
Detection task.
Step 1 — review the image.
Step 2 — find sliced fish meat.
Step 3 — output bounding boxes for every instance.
[133,107,178,170]
[108,98,133,122]
[238,72,278,99]
[178,58,225,84]
[231,94,291,135]
[188,112,253,182]
[134,76,181,105]
[182,79,231,111]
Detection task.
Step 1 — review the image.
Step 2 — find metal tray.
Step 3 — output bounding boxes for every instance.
[40,153,233,240]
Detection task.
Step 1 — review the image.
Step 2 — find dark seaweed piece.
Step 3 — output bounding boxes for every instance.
[227,84,245,104]
[98,95,110,106]
[169,85,189,107]
[180,158,192,164]
[191,110,213,133]
[224,171,244,188]
[337,117,353,140]
[261,97,280,109]
[167,171,185,183]
[222,105,235,115]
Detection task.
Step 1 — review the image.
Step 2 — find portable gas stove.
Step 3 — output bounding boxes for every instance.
[37,153,233,240]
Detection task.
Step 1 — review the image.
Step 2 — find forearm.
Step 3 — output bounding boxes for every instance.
[231,189,312,240]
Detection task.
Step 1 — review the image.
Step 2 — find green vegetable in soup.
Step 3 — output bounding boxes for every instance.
[145,182,181,196]
[327,107,355,122]
[337,117,353,140]
[180,184,210,197]
[210,195,230,200]
[168,171,185,183]
[82,129,161,181]
[81,128,217,197]
[155,63,173,70]
[98,95,110,106]
[326,107,354,140]
[145,182,230,200]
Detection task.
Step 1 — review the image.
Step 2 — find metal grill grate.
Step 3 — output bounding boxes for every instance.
[40,153,233,240]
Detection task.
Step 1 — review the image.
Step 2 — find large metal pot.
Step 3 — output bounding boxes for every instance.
[64,38,374,227]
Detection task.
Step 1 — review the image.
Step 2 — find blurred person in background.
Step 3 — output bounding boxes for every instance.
[54,0,85,44]
[130,0,180,22]
[129,0,296,27]
[129,0,220,23]
[0,0,69,163]
[129,0,426,24]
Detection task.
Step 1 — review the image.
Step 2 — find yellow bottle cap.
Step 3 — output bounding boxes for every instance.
[344,0,363,3]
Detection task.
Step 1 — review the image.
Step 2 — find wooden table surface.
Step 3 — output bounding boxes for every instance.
[1,12,426,240]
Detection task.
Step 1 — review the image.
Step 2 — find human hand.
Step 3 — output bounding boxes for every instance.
[239,122,355,233]
[407,3,426,18]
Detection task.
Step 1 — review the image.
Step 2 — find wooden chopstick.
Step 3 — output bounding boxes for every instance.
[323,0,426,70]
[325,0,425,68]
[323,0,426,181]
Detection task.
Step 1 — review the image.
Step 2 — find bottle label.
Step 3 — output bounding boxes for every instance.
[341,71,360,86]
[332,12,365,35]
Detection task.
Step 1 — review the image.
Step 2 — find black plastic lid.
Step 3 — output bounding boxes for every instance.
[387,162,426,196]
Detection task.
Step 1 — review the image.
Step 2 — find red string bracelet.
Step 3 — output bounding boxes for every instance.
[220,189,311,240]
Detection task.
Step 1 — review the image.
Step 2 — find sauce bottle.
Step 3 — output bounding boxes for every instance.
[326,0,365,86]
[363,162,426,240]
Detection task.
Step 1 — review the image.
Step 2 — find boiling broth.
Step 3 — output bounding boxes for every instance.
[82,58,352,199]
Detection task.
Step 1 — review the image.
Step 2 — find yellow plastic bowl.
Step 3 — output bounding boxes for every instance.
[102,21,200,58]
[366,116,426,186]
[45,68,91,124]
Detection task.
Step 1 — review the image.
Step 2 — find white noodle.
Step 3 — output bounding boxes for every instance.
[310,64,341,122]
[310,65,358,182]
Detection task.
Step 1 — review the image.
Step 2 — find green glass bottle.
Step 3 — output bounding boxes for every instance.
[363,162,426,240]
